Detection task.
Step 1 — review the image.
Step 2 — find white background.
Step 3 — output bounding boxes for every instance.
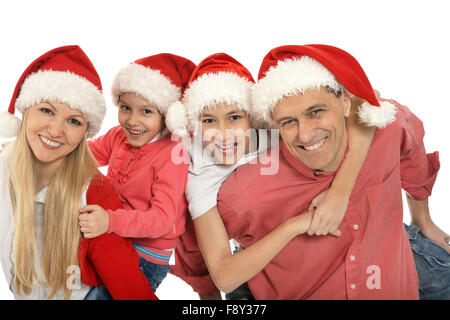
[0,0,448,300]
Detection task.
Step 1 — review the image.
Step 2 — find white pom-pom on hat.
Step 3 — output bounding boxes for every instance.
[165,101,189,137]
[358,101,398,128]
[0,111,21,138]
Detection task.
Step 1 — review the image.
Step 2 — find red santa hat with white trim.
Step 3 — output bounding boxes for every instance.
[0,45,106,138]
[111,53,196,117]
[165,53,255,136]
[252,44,397,128]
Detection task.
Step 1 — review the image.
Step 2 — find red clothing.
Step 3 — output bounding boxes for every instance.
[172,101,439,299]
[88,126,189,264]
[78,173,157,300]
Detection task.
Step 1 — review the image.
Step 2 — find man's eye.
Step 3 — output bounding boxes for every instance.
[311,109,323,116]
[282,119,294,127]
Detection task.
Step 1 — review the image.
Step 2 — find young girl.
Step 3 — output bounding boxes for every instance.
[81,53,196,295]
[0,45,156,300]
[165,52,378,299]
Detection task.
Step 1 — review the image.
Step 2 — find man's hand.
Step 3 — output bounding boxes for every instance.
[79,205,110,238]
[306,188,345,237]
[416,219,450,254]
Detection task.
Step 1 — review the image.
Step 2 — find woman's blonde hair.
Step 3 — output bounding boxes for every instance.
[8,108,99,299]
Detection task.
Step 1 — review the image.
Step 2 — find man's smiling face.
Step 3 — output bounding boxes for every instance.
[272,87,351,172]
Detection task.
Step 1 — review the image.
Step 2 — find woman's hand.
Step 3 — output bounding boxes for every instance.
[79,204,110,238]
[306,188,346,237]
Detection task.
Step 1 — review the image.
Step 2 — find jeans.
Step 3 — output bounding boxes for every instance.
[404,223,450,300]
[84,256,170,300]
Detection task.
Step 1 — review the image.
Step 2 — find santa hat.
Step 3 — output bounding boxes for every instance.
[0,45,106,138]
[252,44,397,128]
[111,53,196,117]
[165,53,255,136]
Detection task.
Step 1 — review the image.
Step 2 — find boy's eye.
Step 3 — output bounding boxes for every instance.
[120,105,131,111]
[202,119,215,124]
[143,109,152,114]
[230,115,241,121]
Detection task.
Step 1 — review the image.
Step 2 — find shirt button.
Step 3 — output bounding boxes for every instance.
[349,255,356,261]
[353,224,359,230]
[350,284,356,290]
[314,171,320,176]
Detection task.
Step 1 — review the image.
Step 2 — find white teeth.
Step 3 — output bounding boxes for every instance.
[215,143,237,154]
[128,128,147,136]
[40,135,62,147]
[303,137,326,151]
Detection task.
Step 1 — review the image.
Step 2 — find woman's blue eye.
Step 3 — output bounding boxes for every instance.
[40,107,53,115]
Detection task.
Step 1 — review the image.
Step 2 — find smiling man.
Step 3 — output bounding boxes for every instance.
[212,45,445,299]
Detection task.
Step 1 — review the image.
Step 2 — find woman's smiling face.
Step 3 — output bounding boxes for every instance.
[25,101,88,167]
[199,103,252,165]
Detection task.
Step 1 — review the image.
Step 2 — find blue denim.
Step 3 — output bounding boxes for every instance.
[404,223,450,300]
[84,256,170,300]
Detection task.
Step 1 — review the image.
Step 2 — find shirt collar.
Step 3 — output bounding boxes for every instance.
[34,186,48,204]
[280,138,349,180]
[124,130,167,151]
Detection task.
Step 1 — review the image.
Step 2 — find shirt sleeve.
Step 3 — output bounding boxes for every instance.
[88,127,118,167]
[397,102,440,200]
[106,149,189,239]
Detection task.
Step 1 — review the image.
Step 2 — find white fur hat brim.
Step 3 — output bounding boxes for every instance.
[14,70,106,138]
[252,56,396,129]
[252,56,342,124]
[182,71,253,128]
[111,63,182,115]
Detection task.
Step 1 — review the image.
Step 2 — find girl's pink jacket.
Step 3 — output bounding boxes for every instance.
[88,126,189,263]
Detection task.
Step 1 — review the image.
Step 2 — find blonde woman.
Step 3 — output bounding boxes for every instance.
[0,45,156,300]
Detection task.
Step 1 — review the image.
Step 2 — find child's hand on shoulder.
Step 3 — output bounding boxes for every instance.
[306,188,346,237]
[79,205,110,238]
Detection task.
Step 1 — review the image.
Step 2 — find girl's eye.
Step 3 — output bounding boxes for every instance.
[230,115,241,121]
[40,107,53,115]
[143,109,152,115]
[69,118,82,126]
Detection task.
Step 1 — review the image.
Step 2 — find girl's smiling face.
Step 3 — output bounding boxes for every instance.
[118,92,164,147]
[199,103,253,165]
